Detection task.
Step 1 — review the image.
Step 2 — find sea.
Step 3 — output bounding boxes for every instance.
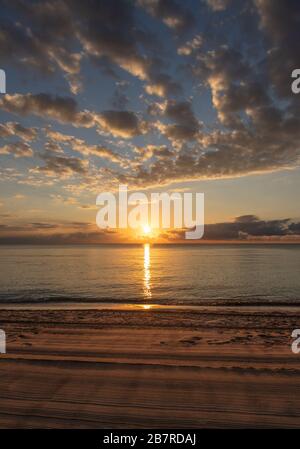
[0,244,299,306]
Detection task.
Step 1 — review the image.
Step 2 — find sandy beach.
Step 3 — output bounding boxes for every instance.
[0,305,300,428]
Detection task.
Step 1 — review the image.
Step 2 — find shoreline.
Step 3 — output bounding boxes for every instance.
[1,301,300,311]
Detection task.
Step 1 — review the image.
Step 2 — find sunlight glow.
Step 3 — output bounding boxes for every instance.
[142,224,151,235]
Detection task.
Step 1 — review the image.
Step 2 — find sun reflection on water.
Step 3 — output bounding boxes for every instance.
[142,304,152,310]
[143,243,152,299]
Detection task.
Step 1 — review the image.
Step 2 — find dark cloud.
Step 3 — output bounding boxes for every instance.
[255,0,300,97]
[0,93,86,124]
[162,124,199,141]
[97,110,147,138]
[70,0,181,93]
[0,231,115,245]
[72,0,150,79]
[34,153,89,177]
[203,215,299,240]
[289,222,300,234]
[162,100,200,141]
[165,215,300,241]
[0,94,145,138]
[0,0,81,92]
[152,145,174,159]
[195,46,270,128]
[0,221,118,244]
[0,222,59,232]
[165,100,199,127]
[1,0,179,95]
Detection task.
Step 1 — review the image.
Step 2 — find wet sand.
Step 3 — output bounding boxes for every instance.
[0,306,300,428]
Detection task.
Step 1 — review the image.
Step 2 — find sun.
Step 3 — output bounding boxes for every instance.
[142,224,151,235]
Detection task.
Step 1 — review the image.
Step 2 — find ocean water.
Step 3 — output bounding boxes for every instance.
[0,244,299,306]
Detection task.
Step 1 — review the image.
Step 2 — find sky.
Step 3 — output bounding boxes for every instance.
[0,0,299,243]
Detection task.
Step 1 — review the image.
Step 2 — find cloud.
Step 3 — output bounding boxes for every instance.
[289,222,300,234]
[133,144,174,163]
[195,46,269,127]
[0,220,93,234]
[50,194,78,206]
[0,142,33,158]
[163,124,199,141]
[70,0,150,79]
[254,0,300,97]
[205,0,232,11]
[0,94,146,138]
[45,129,83,144]
[112,120,300,188]
[154,100,201,143]
[33,153,89,177]
[0,0,299,194]
[45,129,124,163]
[177,35,203,55]
[164,215,300,241]
[136,37,296,189]
[137,0,195,32]
[0,0,81,93]
[145,73,182,97]
[164,100,199,128]
[0,219,120,244]
[1,0,181,98]
[44,141,65,155]
[74,143,124,164]
[97,110,147,138]
[0,93,87,124]
[0,231,118,245]
[70,0,181,95]
[0,122,38,141]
